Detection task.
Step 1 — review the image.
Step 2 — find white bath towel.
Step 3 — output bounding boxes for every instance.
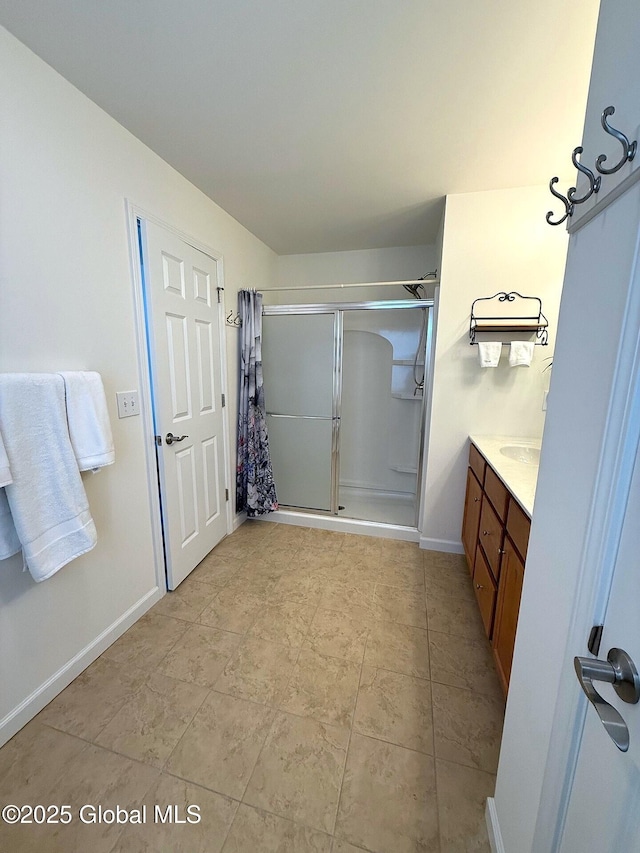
[0,428,12,487]
[509,341,535,367]
[0,488,21,560]
[58,371,115,471]
[0,374,97,581]
[477,341,502,368]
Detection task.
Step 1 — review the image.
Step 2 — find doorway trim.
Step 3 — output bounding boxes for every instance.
[124,201,232,593]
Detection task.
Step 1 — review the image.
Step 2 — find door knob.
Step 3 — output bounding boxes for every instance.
[574,647,640,752]
[165,433,189,445]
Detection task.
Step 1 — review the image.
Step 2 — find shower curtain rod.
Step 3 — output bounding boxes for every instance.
[272,278,440,292]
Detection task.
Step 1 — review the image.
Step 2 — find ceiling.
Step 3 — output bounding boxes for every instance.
[0,1,600,255]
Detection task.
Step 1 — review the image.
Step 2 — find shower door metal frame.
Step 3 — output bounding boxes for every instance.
[262,299,434,524]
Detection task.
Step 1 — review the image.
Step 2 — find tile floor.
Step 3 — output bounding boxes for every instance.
[0,522,505,853]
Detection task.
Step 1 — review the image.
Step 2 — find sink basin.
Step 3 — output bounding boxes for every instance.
[500,445,541,464]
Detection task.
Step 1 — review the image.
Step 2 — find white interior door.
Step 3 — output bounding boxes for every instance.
[559,437,640,853]
[141,220,228,589]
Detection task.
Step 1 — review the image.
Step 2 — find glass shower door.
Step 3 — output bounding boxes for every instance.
[261,312,338,512]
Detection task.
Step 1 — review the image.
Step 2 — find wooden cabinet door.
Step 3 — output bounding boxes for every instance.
[473,545,498,639]
[461,468,483,574]
[492,536,525,692]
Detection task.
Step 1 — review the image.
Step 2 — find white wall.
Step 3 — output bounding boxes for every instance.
[0,26,277,743]
[270,245,438,303]
[420,186,569,550]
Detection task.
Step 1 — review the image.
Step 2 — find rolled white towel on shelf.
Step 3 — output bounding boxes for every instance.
[477,341,502,368]
[58,371,115,471]
[509,341,535,367]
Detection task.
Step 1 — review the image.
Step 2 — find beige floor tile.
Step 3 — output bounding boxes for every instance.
[190,555,241,588]
[166,691,274,799]
[157,624,242,688]
[423,551,467,573]
[37,657,147,741]
[436,758,495,853]
[377,542,424,570]
[1,742,159,853]
[223,570,278,599]
[429,631,504,698]
[424,562,475,600]
[426,591,486,641]
[319,580,378,621]
[248,599,316,647]
[279,648,361,728]
[294,549,342,575]
[95,671,208,766]
[339,535,382,557]
[214,637,299,705]
[0,721,87,804]
[354,666,433,754]
[269,571,325,606]
[152,579,220,622]
[431,682,504,773]
[373,584,427,629]
[304,608,370,663]
[222,803,332,853]
[244,711,349,834]
[212,535,260,559]
[111,772,238,853]
[102,612,189,669]
[365,621,431,679]
[199,588,264,634]
[335,733,439,853]
[331,840,370,852]
[376,561,425,591]
[253,543,300,569]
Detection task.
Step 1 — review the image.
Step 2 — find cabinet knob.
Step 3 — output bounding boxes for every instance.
[482,530,490,536]
[476,583,484,590]
[498,548,506,555]
[474,497,480,502]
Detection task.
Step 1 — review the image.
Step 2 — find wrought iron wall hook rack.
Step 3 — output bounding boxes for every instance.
[226,310,242,327]
[469,291,549,345]
[596,106,637,175]
[567,146,601,204]
[546,177,574,226]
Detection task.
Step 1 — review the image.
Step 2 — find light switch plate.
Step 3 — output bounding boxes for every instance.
[116,390,140,418]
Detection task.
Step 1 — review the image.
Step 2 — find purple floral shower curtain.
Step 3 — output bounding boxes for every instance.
[236,290,278,517]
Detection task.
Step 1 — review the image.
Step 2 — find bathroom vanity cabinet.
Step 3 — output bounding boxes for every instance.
[461,442,531,693]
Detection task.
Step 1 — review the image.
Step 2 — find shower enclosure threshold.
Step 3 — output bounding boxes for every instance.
[260,508,420,543]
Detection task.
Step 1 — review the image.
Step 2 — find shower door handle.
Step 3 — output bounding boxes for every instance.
[267,413,333,420]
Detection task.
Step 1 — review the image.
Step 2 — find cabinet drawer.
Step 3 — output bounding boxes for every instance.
[462,468,483,575]
[506,499,531,560]
[473,545,498,639]
[469,443,486,486]
[484,465,509,521]
[478,497,504,582]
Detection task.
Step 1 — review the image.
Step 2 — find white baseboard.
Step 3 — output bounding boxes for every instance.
[232,511,247,532]
[0,586,162,747]
[486,797,505,853]
[419,535,464,554]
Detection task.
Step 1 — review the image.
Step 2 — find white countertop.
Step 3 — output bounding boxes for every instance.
[469,434,541,517]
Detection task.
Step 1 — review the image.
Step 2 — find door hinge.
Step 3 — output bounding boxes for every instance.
[155,435,162,446]
[225,488,229,501]
[588,624,604,656]
[221,393,226,407]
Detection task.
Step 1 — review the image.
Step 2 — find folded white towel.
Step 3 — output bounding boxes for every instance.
[0,488,21,560]
[0,429,12,487]
[58,371,115,471]
[0,374,97,581]
[477,341,502,368]
[509,341,535,367]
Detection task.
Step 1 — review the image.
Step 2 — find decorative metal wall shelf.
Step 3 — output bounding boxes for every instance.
[469,292,549,345]
[547,105,637,226]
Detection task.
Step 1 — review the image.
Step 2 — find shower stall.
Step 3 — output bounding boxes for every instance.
[261,299,434,529]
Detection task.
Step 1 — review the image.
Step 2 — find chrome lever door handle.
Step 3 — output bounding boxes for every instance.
[574,648,640,752]
[165,433,189,445]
